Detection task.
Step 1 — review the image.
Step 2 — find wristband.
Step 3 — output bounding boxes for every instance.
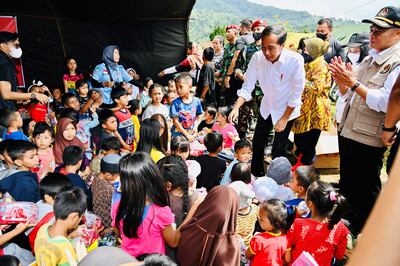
[382,125,397,132]
[351,82,361,92]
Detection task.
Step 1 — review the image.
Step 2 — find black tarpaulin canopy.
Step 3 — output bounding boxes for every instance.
[0,0,196,87]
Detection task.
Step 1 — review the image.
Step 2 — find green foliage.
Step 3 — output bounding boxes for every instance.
[189,0,369,44]
[209,26,226,41]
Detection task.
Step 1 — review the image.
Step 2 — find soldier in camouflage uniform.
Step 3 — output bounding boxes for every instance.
[218,24,240,107]
[234,19,267,138]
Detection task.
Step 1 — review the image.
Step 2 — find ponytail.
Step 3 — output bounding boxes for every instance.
[307,180,349,230]
[285,205,296,232]
[328,192,348,229]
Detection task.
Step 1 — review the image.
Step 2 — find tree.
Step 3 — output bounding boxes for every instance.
[209,26,226,41]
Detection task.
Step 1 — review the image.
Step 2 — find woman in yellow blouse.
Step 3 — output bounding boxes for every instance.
[292,37,331,165]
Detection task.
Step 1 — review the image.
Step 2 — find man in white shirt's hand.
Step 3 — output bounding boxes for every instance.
[229,25,306,177]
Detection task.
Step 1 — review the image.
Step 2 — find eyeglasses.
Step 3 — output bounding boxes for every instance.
[370,25,389,36]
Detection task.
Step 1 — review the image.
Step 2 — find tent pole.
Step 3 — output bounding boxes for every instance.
[45,0,66,58]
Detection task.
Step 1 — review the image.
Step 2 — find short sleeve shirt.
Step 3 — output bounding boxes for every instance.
[170,97,203,137]
[249,232,288,266]
[114,109,135,146]
[111,203,175,257]
[196,63,216,106]
[34,223,77,266]
[211,123,238,149]
[0,51,17,110]
[92,63,133,104]
[287,219,350,266]
[63,73,84,93]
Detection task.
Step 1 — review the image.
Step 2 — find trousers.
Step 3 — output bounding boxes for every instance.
[251,114,294,177]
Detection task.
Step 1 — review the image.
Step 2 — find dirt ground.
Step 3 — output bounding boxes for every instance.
[319,168,388,185]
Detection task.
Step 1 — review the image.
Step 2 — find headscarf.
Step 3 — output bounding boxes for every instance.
[53,117,84,164]
[304,37,330,60]
[177,186,240,266]
[102,45,119,70]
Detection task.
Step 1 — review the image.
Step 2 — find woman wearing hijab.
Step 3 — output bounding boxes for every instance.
[177,186,240,266]
[92,45,143,105]
[53,117,85,165]
[292,37,331,167]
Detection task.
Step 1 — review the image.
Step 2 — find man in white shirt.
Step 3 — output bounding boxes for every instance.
[330,6,400,235]
[229,25,305,177]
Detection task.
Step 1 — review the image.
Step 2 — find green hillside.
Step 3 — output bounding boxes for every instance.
[189,0,369,43]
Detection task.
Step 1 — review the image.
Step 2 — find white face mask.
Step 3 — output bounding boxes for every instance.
[9,47,22,59]
[347,52,360,65]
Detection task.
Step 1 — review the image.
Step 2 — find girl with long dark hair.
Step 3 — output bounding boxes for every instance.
[151,113,169,152]
[136,118,165,163]
[112,152,197,257]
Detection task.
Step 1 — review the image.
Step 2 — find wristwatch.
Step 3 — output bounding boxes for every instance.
[382,125,397,132]
[350,82,361,92]
[31,92,36,99]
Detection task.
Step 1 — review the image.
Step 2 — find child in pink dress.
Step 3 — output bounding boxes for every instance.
[212,106,239,150]
[112,152,199,257]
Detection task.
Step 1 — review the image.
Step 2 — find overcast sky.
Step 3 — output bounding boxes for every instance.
[249,0,399,21]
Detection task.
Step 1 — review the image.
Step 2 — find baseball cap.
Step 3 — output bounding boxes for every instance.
[226,24,240,32]
[252,19,268,30]
[344,32,369,48]
[362,6,400,28]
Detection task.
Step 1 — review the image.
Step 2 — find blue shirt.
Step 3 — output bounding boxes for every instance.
[92,63,132,104]
[220,159,239,185]
[2,130,29,141]
[170,97,203,137]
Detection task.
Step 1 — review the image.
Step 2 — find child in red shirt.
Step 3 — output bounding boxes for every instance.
[246,199,291,266]
[285,180,350,266]
[27,82,51,123]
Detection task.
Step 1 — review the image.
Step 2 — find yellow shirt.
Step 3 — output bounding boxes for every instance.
[34,223,77,266]
[150,148,165,163]
[132,115,140,151]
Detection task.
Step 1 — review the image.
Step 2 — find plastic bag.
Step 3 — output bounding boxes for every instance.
[252,176,278,202]
[0,192,14,203]
[77,211,102,247]
[82,211,102,229]
[0,202,38,224]
[76,225,99,247]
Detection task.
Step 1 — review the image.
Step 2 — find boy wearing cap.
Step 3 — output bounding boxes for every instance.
[91,154,121,228]
[266,157,295,201]
[330,6,400,235]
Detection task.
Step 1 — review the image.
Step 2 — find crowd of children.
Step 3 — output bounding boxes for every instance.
[0,52,354,265]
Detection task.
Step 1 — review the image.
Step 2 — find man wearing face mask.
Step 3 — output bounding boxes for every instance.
[316,18,346,63]
[0,31,48,110]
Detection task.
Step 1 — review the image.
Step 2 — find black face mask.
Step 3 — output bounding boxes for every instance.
[301,53,314,64]
[316,32,328,41]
